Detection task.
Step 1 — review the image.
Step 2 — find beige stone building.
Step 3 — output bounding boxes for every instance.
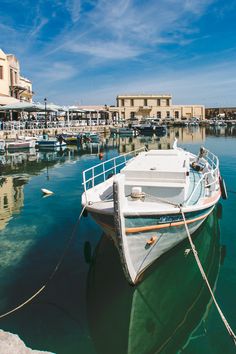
[0,48,33,105]
[109,94,205,121]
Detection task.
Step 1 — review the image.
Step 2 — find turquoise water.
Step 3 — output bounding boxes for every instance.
[0,127,235,354]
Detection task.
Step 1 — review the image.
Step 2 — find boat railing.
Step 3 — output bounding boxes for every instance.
[185,149,219,206]
[82,147,146,193]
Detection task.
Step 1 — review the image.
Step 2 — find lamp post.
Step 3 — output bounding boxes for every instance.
[44,97,47,128]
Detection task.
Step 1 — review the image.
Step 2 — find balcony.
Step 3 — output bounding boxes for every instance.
[138,106,152,110]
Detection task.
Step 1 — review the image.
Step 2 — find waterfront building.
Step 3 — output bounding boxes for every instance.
[109,94,205,122]
[206,107,236,119]
[74,105,110,125]
[0,48,33,105]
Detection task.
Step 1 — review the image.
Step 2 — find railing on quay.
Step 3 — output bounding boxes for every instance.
[0,120,109,131]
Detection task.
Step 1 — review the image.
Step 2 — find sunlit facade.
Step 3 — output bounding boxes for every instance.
[0,48,33,105]
[109,94,205,121]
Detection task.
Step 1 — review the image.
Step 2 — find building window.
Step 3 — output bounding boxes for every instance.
[166,111,170,118]
[157,99,160,106]
[175,111,179,119]
[10,69,13,86]
[0,66,3,79]
[144,99,148,106]
[130,112,135,119]
[130,99,134,107]
[121,99,124,107]
[14,71,17,84]
[166,99,170,106]
[156,111,161,118]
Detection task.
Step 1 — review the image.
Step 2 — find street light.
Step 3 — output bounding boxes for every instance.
[44,97,47,128]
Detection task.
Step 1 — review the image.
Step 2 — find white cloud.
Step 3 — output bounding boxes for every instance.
[37,62,77,81]
[65,40,142,59]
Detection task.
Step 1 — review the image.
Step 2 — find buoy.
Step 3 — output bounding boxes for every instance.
[41,188,54,195]
[99,152,104,160]
[219,176,228,200]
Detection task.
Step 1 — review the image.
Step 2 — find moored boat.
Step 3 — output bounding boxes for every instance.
[87,208,221,354]
[81,140,225,284]
[37,135,66,149]
[136,123,155,134]
[110,127,138,136]
[6,139,36,150]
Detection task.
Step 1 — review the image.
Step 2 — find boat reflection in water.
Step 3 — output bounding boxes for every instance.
[86,208,221,354]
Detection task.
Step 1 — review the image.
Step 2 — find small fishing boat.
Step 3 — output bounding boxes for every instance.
[37,136,66,149]
[57,133,78,145]
[81,140,226,284]
[87,209,221,354]
[110,127,138,136]
[136,123,155,134]
[6,139,36,150]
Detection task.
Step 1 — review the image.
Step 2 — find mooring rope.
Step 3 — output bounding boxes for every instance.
[0,205,87,320]
[179,205,236,346]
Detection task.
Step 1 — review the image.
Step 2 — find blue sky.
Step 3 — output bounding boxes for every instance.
[1,0,236,107]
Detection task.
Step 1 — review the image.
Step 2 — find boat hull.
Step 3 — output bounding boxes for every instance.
[89,205,215,283]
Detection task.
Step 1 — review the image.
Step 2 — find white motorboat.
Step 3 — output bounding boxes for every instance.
[6,139,36,150]
[110,127,138,136]
[81,140,226,284]
[37,137,66,149]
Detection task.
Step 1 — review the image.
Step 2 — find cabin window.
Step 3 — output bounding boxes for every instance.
[0,66,3,79]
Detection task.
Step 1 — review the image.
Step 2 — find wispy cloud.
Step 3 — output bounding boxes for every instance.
[30,17,48,37]
[36,62,77,81]
[65,0,81,23]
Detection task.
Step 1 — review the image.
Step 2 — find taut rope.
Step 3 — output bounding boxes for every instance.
[179,205,236,346]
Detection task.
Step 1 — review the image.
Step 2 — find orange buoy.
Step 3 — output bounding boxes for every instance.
[99,152,104,160]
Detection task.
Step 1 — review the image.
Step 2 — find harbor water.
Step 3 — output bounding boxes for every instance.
[0,126,236,354]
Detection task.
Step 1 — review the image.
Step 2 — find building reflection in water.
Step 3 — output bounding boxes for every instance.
[109,127,206,154]
[0,177,26,231]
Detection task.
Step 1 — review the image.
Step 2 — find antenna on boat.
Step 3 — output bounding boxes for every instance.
[172,138,178,150]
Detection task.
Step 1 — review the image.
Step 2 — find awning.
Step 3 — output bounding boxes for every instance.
[0,96,21,105]
[0,102,57,112]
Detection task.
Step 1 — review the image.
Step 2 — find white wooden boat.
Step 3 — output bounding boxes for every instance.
[6,139,36,150]
[81,141,225,284]
[110,127,138,136]
[37,138,66,149]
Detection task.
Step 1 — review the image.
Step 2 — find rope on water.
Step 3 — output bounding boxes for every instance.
[0,205,87,320]
[179,205,236,346]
